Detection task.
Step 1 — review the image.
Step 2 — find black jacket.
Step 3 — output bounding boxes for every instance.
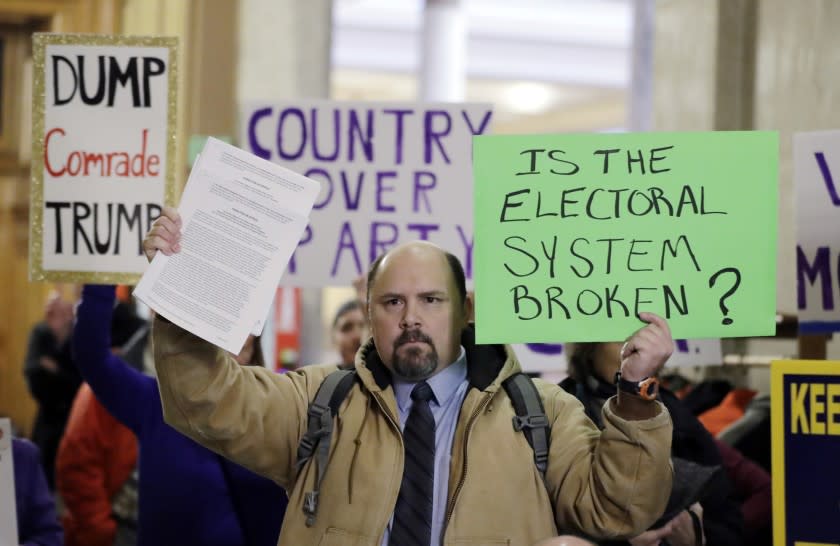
[560,376,744,546]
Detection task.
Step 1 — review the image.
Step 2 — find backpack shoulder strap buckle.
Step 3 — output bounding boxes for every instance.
[503,372,552,480]
[306,402,333,437]
[295,369,358,526]
[512,413,550,432]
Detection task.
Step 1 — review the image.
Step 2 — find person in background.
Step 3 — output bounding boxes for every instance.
[718,394,771,472]
[351,274,367,304]
[698,388,757,437]
[562,342,743,546]
[110,289,150,372]
[57,294,149,546]
[9,434,63,546]
[57,385,139,546]
[332,299,365,369]
[72,284,287,546]
[23,291,81,489]
[714,439,771,546]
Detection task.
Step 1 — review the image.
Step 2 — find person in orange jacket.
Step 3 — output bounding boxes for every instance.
[57,296,146,546]
[698,388,757,436]
[57,383,139,546]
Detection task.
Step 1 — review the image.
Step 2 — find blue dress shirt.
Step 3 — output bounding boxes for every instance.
[380,347,470,546]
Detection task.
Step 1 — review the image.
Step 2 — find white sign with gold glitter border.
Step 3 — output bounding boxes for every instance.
[30,33,178,283]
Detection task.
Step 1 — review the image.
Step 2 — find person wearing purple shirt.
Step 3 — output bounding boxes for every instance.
[72,284,287,546]
[12,438,63,546]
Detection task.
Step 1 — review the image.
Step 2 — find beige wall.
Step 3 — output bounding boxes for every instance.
[753,0,840,314]
[653,1,719,131]
[122,0,191,193]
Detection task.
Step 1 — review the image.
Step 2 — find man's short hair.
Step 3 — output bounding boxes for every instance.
[366,249,467,307]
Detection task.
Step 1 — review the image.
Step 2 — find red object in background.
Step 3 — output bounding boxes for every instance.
[698,388,757,436]
[115,285,131,303]
[273,287,301,371]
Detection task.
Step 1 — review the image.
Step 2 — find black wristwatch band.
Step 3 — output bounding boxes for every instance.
[614,371,659,401]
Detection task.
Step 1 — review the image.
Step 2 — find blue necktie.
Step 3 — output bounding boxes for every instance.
[390,381,436,546]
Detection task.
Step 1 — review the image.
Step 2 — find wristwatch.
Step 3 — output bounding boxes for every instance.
[615,371,659,401]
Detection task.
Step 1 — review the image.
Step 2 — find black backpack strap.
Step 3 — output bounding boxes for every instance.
[503,373,551,479]
[295,368,356,527]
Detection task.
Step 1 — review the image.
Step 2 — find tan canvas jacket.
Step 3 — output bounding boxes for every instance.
[153,319,673,546]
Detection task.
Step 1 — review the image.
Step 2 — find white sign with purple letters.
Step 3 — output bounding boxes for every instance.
[794,130,840,333]
[240,101,493,286]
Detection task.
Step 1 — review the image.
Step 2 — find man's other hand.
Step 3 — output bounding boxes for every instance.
[619,312,674,382]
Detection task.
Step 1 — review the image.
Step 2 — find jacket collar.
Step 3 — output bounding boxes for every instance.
[355,324,517,392]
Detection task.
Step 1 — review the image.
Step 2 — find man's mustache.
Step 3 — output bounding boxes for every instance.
[395,329,433,348]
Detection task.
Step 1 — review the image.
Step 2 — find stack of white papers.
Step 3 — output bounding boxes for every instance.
[135,137,320,355]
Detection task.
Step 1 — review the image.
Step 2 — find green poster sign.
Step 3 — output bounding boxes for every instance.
[473,131,778,344]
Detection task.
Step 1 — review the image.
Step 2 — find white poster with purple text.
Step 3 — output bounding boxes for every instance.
[794,130,840,333]
[241,101,493,286]
[666,338,723,368]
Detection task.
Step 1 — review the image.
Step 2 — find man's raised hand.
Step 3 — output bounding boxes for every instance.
[143,206,182,263]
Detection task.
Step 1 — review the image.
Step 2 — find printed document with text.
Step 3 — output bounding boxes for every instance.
[135,137,319,354]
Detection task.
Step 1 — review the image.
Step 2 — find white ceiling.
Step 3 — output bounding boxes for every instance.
[331,0,634,131]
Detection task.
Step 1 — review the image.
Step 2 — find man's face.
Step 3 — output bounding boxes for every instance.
[368,246,469,381]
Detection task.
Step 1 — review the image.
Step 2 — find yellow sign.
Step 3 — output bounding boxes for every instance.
[772,360,840,546]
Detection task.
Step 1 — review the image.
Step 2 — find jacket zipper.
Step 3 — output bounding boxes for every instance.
[441,392,493,541]
[372,391,404,545]
[371,390,401,434]
[347,399,370,504]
